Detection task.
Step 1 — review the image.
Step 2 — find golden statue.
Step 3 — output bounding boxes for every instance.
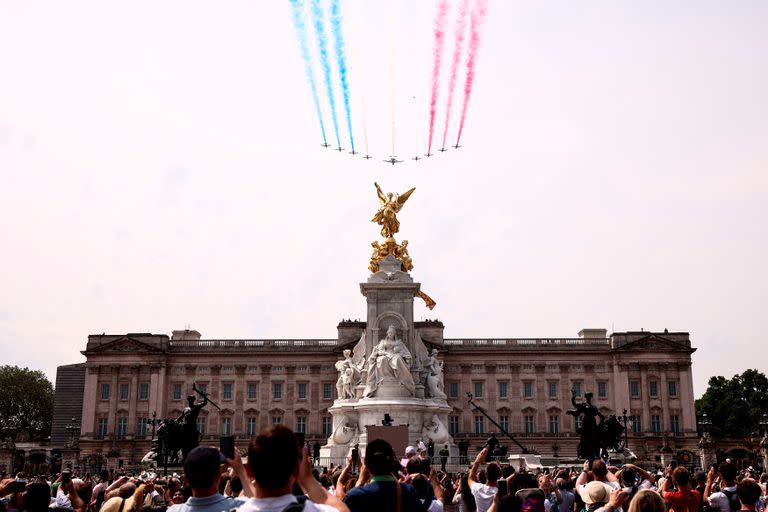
[372,182,416,238]
[368,182,436,310]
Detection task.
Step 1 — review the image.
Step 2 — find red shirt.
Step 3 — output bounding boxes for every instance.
[664,489,702,512]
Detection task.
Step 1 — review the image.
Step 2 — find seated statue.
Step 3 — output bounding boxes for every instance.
[364,325,416,397]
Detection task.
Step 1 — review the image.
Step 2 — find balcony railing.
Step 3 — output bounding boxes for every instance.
[168,339,338,351]
[444,338,609,347]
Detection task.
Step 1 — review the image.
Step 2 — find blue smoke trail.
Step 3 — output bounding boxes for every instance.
[289,0,327,145]
[330,0,354,152]
[310,0,341,148]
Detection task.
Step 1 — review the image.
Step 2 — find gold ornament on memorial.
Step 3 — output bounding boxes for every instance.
[369,182,436,310]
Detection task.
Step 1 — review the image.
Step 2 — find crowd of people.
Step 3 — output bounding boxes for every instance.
[2,426,767,512]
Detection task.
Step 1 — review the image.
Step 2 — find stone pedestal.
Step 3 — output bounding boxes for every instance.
[0,447,14,474]
[698,433,716,469]
[321,257,456,463]
[62,447,80,471]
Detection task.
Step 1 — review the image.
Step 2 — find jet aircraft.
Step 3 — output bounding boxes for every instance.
[412,155,421,161]
[349,149,358,155]
[335,146,344,152]
[363,154,373,160]
[452,143,461,149]
[321,142,331,148]
[438,147,448,153]
[383,156,403,165]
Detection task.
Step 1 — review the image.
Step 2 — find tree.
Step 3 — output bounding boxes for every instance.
[0,365,55,440]
[695,369,768,438]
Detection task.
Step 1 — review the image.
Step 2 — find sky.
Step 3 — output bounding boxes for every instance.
[1,1,766,399]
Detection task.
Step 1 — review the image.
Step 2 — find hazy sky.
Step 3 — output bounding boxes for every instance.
[1,1,766,398]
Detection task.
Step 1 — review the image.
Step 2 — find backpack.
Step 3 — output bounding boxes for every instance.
[721,489,740,512]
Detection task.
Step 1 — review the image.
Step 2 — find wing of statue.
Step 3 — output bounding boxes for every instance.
[374,182,386,205]
[351,332,367,371]
[395,187,416,211]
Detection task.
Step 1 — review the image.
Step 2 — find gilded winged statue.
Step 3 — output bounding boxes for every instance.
[372,182,415,238]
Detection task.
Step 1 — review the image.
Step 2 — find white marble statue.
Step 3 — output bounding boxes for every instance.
[334,334,367,399]
[331,416,359,445]
[364,325,416,397]
[424,349,446,400]
[421,414,451,445]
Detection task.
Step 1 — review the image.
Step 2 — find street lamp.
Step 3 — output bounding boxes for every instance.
[698,413,712,435]
[65,418,80,449]
[759,414,768,436]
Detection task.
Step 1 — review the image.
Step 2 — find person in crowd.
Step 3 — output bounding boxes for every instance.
[453,473,478,512]
[343,438,421,512]
[576,461,620,489]
[439,446,450,473]
[661,466,700,512]
[735,479,762,512]
[705,462,739,512]
[577,480,626,512]
[556,478,576,512]
[166,446,246,512]
[237,425,347,512]
[626,489,665,512]
[411,474,443,512]
[469,448,500,512]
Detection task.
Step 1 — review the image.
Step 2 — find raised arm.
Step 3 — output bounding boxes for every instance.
[469,448,488,486]
[226,448,255,497]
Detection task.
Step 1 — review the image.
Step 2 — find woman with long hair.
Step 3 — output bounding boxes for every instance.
[453,473,477,512]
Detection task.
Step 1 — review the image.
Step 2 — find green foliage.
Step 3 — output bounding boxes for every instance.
[695,369,768,438]
[0,365,55,440]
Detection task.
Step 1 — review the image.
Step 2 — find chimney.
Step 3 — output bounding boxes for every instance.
[578,328,608,339]
[172,329,202,341]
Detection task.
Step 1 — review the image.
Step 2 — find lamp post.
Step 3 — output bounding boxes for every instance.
[759,414,768,436]
[65,418,80,449]
[697,413,715,469]
[698,413,712,436]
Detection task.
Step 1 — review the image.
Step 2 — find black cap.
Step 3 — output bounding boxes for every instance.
[184,446,226,488]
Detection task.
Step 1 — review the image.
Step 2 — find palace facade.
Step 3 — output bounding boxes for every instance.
[52,322,699,469]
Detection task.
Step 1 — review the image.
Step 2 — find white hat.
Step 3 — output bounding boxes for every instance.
[578,482,615,505]
[405,446,417,457]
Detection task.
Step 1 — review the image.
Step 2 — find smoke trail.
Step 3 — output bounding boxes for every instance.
[329,0,354,153]
[456,0,488,146]
[310,0,341,147]
[427,0,449,154]
[441,0,469,149]
[348,0,369,155]
[289,0,327,144]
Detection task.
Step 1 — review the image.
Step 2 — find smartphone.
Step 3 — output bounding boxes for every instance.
[220,435,235,459]
[498,480,508,497]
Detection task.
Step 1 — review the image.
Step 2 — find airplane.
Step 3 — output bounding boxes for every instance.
[412,155,421,161]
[424,151,434,157]
[452,143,461,149]
[349,148,358,155]
[438,147,448,153]
[335,146,344,152]
[320,142,331,148]
[383,156,403,165]
[363,154,373,160]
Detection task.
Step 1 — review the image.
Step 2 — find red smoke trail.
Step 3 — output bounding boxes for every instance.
[441,0,469,150]
[427,0,449,154]
[455,0,488,147]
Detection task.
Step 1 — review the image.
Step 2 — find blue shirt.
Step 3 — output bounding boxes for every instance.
[168,493,247,512]
[344,480,422,512]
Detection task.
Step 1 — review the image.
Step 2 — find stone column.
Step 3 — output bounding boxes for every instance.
[680,364,696,431]
[127,367,139,439]
[81,366,99,437]
[639,366,650,434]
[108,367,119,440]
[0,439,15,474]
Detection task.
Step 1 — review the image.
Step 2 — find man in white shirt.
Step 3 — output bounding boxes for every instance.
[705,462,739,512]
[468,448,499,512]
[236,425,348,512]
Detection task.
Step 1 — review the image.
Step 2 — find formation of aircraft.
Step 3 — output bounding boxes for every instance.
[320,141,466,163]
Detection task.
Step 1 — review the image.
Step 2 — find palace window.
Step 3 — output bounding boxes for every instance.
[449,382,459,399]
[499,381,508,399]
[97,418,108,439]
[223,383,233,400]
[649,380,659,397]
[248,382,258,400]
[101,383,110,400]
[474,415,484,434]
[221,417,232,436]
[197,416,206,435]
[523,381,533,399]
[197,383,207,394]
[597,381,607,399]
[272,415,283,425]
[298,383,308,400]
[572,381,582,398]
[651,414,661,433]
[136,417,147,439]
[548,382,558,400]
[524,415,534,434]
[549,415,559,434]
[630,415,641,433]
[668,381,678,397]
[139,383,149,401]
[247,417,257,436]
[173,383,182,401]
[296,416,307,434]
[117,416,128,439]
[670,415,680,433]
[119,383,129,401]
[449,416,459,435]
[323,383,332,400]
[322,416,332,437]
[474,382,484,399]
[500,415,509,432]
[630,380,640,398]
[273,383,282,400]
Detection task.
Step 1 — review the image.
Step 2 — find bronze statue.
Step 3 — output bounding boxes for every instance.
[372,182,415,238]
[175,385,211,461]
[567,390,626,460]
